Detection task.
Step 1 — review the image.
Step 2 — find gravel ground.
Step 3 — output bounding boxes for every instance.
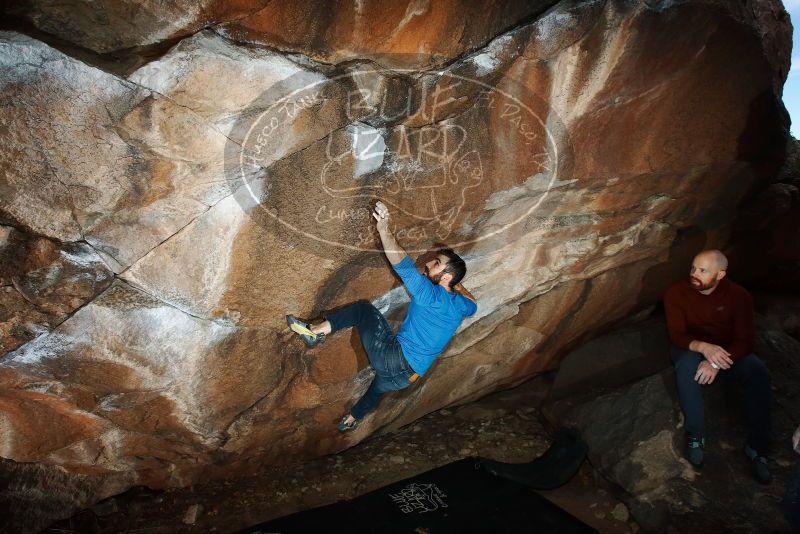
[44,375,635,533]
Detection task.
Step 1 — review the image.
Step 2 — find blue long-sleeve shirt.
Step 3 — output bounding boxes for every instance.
[391,255,477,375]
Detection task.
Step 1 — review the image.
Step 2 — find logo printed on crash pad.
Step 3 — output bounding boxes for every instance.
[389,482,449,514]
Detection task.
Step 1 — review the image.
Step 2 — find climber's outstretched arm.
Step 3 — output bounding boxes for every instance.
[373,201,406,265]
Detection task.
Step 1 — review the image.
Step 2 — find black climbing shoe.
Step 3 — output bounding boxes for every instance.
[685,436,704,468]
[338,415,358,432]
[744,445,772,485]
[286,315,326,348]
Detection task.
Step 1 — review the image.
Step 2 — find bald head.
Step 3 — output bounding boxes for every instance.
[689,249,728,293]
[694,249,728,272]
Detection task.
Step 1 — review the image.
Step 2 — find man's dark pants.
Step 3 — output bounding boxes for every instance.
[670,345,771,452]
[325,300,415,420]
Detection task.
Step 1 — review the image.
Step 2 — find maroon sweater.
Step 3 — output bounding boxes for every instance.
[663,277,754,362]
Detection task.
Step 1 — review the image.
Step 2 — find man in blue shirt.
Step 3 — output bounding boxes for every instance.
[287,201,477,431]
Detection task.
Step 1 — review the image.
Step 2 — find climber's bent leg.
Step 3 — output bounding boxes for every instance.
[350,338,415,420]
[325,300,416,420]
[324,300,394,365]
[350,374,394,420]
[325,299,380,333]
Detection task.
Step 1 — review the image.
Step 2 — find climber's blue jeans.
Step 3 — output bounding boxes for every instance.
[325,300,415,420]
[670,345,771,452]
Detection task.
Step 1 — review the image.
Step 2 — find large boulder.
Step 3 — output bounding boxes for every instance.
[2,0,554,68]
[0,0,793,528]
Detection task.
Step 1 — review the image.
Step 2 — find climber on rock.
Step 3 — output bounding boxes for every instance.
[663,249,772,483]
[287,201,477,432]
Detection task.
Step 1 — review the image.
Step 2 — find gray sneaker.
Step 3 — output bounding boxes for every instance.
[685,436,705,468]
[744,445,772,485]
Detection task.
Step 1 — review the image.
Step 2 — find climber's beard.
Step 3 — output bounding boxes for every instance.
[424,266,443,284]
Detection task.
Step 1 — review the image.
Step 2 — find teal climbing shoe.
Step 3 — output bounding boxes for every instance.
[685,436,704,468]
[286,315,326,348]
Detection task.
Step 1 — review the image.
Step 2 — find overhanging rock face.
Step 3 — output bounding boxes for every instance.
[0,0,791,516]
[4,0,555,67]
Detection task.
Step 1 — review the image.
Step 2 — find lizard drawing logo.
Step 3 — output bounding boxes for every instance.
[227,58,570,259]
[319,122,483,241]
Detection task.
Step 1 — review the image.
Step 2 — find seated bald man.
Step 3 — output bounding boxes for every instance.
[663,249,771,483]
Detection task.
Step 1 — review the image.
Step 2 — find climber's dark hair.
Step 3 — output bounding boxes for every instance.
[438,247,467,289]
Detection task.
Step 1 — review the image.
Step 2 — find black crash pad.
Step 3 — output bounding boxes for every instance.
[480,429,588,490]
[241,454,594,533]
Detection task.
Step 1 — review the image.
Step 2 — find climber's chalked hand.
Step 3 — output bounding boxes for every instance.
[373,201,389,232]
[374,201,389,219]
